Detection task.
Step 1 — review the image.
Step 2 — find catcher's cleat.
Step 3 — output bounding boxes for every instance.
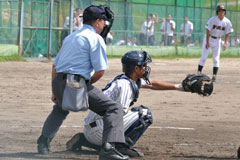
[237,146,240,159]
[37,135,52,154]
[117,146,144,158]
[66,132,100,151]
[66,133,82,151]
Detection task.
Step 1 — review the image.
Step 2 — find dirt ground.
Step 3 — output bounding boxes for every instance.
[0,58,240,160]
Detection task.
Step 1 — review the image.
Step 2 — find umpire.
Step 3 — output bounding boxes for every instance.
[37,5,129,160]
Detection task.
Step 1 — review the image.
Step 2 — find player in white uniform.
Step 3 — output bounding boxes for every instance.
[197,5,233,82]
[66,50,185,158]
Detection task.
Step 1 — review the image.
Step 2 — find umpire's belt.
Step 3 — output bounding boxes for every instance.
[210,35,220,39]
[56,73,89,83]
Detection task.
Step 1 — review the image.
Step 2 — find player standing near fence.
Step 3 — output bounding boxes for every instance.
[197,4,233,82]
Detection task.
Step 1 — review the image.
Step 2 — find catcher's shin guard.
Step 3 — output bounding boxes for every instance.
[125,105,153,147]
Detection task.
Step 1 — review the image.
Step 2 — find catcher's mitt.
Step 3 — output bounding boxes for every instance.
[182,74,213,96]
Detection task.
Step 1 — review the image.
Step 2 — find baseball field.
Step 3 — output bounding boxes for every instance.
[0,58,239,160]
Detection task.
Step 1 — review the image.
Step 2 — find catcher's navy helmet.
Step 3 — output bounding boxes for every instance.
[216,4,226,15]
[121,50,152,84]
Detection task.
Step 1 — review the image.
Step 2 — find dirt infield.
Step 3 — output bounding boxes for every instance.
[0,58,240,160]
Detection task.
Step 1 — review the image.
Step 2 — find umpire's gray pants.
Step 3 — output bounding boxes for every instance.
[41,74,125,144]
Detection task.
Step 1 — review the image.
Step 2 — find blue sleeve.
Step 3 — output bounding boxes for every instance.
[53,52,60,66]
[90,37,108,72]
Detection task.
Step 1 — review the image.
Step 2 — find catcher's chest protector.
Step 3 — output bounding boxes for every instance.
[102,74,141,105]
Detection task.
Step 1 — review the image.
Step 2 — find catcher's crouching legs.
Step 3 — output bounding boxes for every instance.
[117,105,153,158]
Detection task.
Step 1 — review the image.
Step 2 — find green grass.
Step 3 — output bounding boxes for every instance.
[107,45,240,58]
[0,44,25,62]
[0,44,18,56]
[0,54,26,62]
[0,44,240,62]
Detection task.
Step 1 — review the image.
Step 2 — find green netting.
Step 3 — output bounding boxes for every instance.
[0,0,19,44]
[0,0,240,57]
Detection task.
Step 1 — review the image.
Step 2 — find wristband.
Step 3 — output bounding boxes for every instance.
[174,83,183,91]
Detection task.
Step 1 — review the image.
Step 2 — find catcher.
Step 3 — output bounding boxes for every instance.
[66,50,213,158]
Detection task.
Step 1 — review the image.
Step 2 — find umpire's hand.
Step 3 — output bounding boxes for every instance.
[51,93,57,104]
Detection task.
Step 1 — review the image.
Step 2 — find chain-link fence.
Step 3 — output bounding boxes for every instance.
[0,0,240,57]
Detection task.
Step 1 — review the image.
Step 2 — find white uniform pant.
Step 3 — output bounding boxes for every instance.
[199,36,221,68]
[83,108,149,146]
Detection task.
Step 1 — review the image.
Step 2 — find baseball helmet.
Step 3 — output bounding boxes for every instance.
[121,51,152,84]
[216,4,226,15]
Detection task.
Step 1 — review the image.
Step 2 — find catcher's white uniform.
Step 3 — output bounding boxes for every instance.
[199,16,233,67]
[83,75,147,146]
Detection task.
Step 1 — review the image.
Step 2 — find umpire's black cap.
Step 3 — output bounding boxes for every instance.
[83,5,107,23]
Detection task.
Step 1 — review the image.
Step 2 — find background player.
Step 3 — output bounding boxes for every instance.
[160,14,175,46]
[66,50,187,158]
[180,16,193,46]
[197,4,233,82]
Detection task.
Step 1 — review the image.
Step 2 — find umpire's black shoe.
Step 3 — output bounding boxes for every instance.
[37,135,52,154]
[99,143,129,160]
[237,146,240,159]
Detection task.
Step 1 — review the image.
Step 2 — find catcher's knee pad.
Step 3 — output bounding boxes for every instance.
[125,105,153,146]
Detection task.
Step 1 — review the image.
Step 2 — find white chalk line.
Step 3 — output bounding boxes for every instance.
[9,125,195,130]
[150,126,195,130]
[174,142,235,147]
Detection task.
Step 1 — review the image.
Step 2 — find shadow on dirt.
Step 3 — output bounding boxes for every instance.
[0,150,98,159]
